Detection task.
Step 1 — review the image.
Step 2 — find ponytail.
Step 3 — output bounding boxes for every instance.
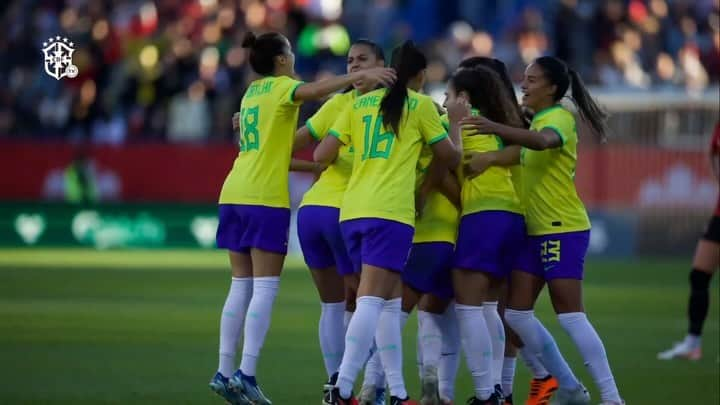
[535,56,609,142]
[568,69,608,142]
[458,56,528,128]
[380,41,427,138]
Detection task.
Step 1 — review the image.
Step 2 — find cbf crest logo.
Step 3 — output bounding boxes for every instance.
[42,36,78,80]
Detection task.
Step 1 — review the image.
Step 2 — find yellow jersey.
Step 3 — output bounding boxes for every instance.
[522,105,590,235]
[441,113,522,216]
[413,144,459,244]
[330,89,448,226]
[300,91,357,208]
[219,75,304,208]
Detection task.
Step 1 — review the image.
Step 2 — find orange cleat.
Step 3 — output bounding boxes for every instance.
[525,375,558,405]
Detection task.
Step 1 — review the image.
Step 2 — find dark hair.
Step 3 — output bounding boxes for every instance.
[534,56,608,141]
[380,41,427,137]
[459,56,528,128]
[343,39,385,93]
[351,39,385,62]
[449,66,524,128]
[242,31,288,76]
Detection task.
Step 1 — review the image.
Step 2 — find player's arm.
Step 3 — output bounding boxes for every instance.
[293,126,315,152]
[461,116,561,150]
[290,158,327,174]
[417,159,461,211]
[313,135,342,164]
[463,145,521,179]
[293,68,396,101]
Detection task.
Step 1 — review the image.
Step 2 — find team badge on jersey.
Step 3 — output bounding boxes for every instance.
[42,36,78,80]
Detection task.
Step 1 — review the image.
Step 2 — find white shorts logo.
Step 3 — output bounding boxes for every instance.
[42,36,78,80]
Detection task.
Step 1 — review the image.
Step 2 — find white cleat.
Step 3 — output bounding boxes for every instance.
[550,384,591,405]
[657,340,701,360]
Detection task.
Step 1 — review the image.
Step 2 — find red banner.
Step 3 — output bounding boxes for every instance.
[0,140,715,206]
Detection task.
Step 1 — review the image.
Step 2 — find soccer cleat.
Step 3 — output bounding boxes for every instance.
[209,372,249,405]
[324,372,340,405]
[549,384,590,405]
[503,393,513,405]
[657,340,702,360]
[229,369,272,405]
[526,375,559,405]
[390,396,419,405]
[420,365,441,405]
[493,385,504,401]
[464,393,502,404]
[328,387,360,405]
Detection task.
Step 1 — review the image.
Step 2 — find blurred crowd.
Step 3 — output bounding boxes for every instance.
[1,0,718,143]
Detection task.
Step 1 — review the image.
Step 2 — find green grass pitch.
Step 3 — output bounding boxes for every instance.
[0,249,717,404]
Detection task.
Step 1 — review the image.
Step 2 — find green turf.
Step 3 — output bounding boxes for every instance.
[0,250,718,404]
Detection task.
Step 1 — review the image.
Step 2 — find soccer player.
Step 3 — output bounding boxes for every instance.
[461,56,624,405]
[459,57,559,405]
[210,31,395,405]
[293,39,387,403]
[315,40,462,405]
[658,121,720,360]
[444,65,526,405]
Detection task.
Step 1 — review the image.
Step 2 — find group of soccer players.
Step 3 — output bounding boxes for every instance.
[209,31,626,405]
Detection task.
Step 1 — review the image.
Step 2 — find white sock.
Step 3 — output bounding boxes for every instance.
[519,346,550,379]
[685,334,701,348]
[439,302,460,401]
[218,277,252,377]
[505,309,580,390]
[377,298,407,399]
[363,344,383,389]
[344,310,354,333]
[558,312,621,402]
[482,301,505,387]
[456,303,494,400]
[501,356,516,396]
[337,296,385,398]
[418,310,443,370]
[320,301,346,377]
[239,276,280,377]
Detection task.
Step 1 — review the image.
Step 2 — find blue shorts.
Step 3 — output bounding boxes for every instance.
[454,211,526,278]
[216,204,290,254]
[519,230,590,280]
[297,205,354,276]
[402,242,454,299]
[340,218,414,273]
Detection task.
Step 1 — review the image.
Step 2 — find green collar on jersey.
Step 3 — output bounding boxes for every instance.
[532,104,563,120]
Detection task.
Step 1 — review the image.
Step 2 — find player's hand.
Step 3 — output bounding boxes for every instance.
[461,115,498,136]
[358,67,397,88]
[232,112,240,131]
[445,96,472,123]
[463,151,496,179]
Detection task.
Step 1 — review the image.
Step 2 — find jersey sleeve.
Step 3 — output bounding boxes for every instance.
[418,97,448,145]
[328,103,352,145]
[439,114,450,132]
[275,76,305,106]
[538,109,576,146]
[306,94,343,140]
